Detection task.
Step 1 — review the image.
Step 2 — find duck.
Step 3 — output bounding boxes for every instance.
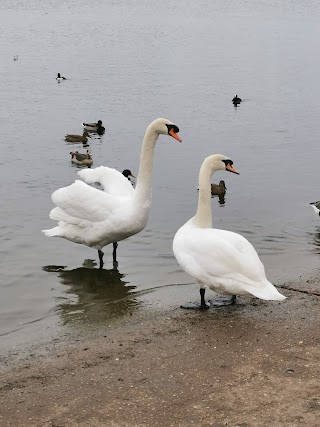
[197,180,226,196]
[56,73,66,81]
[65,131,90,143]
[13,55,18,61]
[309,201,320,216]
[172,154,286,309]
[211,180,226,196]
[122,169,135,184]
[82,120,105,133]
[232,94,242,105]
[43,118,182,268]
[70,150,93,167]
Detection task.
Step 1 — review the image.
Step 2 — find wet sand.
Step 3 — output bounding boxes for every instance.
[1,281,320,427]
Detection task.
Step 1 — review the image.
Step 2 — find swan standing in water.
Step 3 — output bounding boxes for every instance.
[173,154,286,309]
[43,118,181,268]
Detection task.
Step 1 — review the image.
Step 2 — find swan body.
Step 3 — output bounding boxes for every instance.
[65,131,90,143]
[173,154,285,308]
[82,120,105,133]
[70,150,93,167]
[309,201,320,216]
[43,118,181,267]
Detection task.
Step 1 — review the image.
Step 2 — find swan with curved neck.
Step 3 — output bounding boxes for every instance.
[173,154,286,309]
[43,118,181,268]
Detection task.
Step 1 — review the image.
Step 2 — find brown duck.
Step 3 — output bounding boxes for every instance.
[70,150,93,167]
[65,131,90,143]
[211,180,227,196]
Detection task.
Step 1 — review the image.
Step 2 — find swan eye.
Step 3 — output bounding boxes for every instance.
[222,159,233,167]
[166,124,180,134]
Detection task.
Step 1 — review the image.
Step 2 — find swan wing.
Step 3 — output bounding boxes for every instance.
[78,166,134,198]
[51,180,119,223]
[173,227,285,300]
[174,228,264,280]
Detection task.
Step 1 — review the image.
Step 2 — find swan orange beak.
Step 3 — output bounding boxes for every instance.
[226,164,239,175]
[169,128,182,142]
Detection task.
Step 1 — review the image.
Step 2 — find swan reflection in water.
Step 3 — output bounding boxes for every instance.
[308,226,320,254]
[42,261,139,325]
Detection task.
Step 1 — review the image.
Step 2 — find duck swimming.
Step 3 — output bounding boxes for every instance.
[232,94,242,105]
[43,118,182,268]
[65,131,90,143]
[56,73,66,81]
[82,120,105,133]
[211,180,226,196]
[122,169,135,183]
[197,180,227,196]
[70,150,93,167]
[173,154,286,309]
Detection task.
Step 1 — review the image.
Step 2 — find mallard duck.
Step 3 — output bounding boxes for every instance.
[211,180,226,196]
[43,118,181,268]
[173,154,286,309]
[122,169,135,183]
[65,131,90,143]
[309,201,320,216]
[82,120,105,133]
[56,73,66,81]
[70,150,93,167]
[232,94,242,105]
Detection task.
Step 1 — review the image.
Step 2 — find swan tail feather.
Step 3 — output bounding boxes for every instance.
[242,279,286,301]
[42,226,62,237]
[49,207,91,227]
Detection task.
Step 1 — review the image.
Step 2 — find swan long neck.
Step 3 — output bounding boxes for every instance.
[133,125,159,205]
[194,158,215,228]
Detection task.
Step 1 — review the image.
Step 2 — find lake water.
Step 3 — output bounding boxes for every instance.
[1,0,320,352]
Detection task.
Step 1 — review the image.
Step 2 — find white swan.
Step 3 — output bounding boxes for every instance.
[173,154,286,309]
[43,118,181,268]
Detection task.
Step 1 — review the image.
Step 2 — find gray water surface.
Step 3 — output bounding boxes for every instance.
[1,0,320,351]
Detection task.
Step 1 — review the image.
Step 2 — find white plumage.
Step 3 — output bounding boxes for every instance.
[43,118,181,267]
[173,154,286,308]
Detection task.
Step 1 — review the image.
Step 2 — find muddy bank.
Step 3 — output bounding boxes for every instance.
[0,284,320,427]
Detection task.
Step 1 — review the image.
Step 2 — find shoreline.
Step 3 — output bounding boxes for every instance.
[1,280,320,427]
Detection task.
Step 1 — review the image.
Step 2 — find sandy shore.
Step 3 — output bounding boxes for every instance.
[1,280,320,427]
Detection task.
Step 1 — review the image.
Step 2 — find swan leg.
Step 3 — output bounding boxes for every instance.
[98,250,104,269]
[208,294,236,306]
[112,242,118,262]
[112,243,118,268]
[180,288,210,310]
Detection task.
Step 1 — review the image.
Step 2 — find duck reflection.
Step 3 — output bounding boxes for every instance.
[217,194,226,206]
[43,261,139,325]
